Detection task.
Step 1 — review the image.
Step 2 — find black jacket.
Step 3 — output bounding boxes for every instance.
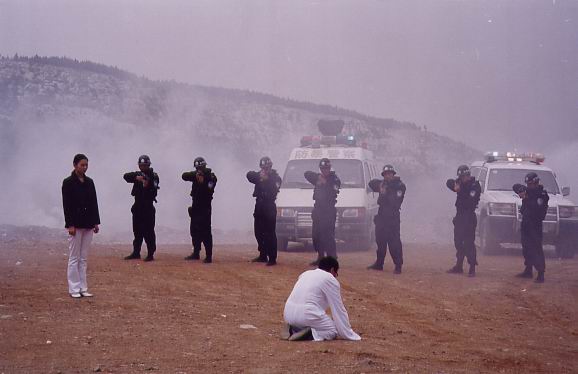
[446,177,481,213]
[123,169,159,206]
[62,172,100,229]
[247,169,282,205]
[304,171,340,209]
[369,176,406,218]
[517,184,549,223]
[182,168,217,209]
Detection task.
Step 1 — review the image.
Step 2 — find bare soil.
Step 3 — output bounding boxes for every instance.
[1,241,577,373]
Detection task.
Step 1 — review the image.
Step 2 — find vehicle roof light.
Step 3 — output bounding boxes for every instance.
[484,151,546,164]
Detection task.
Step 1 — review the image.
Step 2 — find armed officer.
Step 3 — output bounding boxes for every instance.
[123,155,159,262]
[446,165,481,277]
[247,156,283,266]
[304,158,341,266]
[367,165,406,274]
[182,157,217,263]
[513,172,549,283]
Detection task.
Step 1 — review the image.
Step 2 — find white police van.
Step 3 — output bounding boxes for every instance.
[472,152,578,258]
[275,120,380,251]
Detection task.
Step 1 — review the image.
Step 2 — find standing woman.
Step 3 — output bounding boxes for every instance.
[62,154,100,298]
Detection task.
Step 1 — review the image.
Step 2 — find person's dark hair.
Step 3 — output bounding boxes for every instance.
[318,256,339,273]
[73,153,88,165]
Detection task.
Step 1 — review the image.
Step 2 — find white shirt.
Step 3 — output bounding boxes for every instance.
[283,268,361,341]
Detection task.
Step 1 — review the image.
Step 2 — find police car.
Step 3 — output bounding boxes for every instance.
[276,120,380,251]
[472,152,578,258]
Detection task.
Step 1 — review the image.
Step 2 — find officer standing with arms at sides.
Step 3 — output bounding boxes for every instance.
[513,172,549,283]
[367,165,406,274]
[182,157,217,263]
[305,158,341,266]
[446,165,481,277]
[247,156,283,266]
[123,155,159,262]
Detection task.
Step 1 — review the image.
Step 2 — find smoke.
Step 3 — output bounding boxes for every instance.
[0,104,297,244]
[546,141,578,196]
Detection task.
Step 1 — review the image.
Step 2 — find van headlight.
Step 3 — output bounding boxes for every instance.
[342,208,365,218]
[559,206,578,219]
[488,203,516,216]
[278,208,297,218]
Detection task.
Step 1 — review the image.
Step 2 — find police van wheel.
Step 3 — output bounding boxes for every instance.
[277,237,289,252]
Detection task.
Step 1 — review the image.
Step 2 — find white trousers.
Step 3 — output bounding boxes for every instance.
[67,229,93,294]
[284,302,338,341]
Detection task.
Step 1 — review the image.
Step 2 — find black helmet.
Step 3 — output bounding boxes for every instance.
[457,165,471,177]
[194,157,207,169]
[259,156,273,169]
[381,164,396,176]
[525,172,540,184]
[319,158,331,169]
[138,155,151,165]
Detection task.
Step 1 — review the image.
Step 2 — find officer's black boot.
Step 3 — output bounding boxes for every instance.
[251,255,268,263]
[393,265,402,274]
[185,253,200,260]
[143,254,154,262]
[447,256,464,274]
[468,264,476,277]
[124,252,141,260]
[368,249,385,271]
[515,266,533,278]
[535,271,545,283]
[447,264,464,274]
[185,240,201,260]
[367,262,384,271]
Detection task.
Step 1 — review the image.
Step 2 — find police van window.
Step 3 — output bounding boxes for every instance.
[478,168,488,192]
[487,169,560,194]
[282,159,364,189]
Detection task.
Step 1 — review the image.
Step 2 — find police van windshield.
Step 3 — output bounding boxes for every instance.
[282,159,364,189]
[486,169,560,194]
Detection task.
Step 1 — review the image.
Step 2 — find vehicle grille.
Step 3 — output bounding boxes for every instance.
[297,212,313,227]
[296,211,341,228]
[517,206,558,222]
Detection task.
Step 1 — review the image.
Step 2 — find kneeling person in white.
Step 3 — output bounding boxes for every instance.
[62,154,101,298]
[284,256,361,341]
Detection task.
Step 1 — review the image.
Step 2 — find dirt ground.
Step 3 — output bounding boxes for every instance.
[1,241,577,374]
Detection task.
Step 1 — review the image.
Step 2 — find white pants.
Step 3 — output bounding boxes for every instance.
[284,302,338,341]
[67,229,93,294]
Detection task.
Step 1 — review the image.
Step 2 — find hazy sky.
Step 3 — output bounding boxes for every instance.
[1,0,577,151]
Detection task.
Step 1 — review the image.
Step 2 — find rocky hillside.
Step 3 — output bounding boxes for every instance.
[0,55,478,174]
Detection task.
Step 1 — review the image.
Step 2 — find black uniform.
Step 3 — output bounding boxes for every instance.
[515,184,549,274]
[182,168,217,261]
[304,171,341,259]
[446,177,481,269]
[368,177,406,269]
[62,172,100,229]
[247,169,282,264]
[123,169,159,258]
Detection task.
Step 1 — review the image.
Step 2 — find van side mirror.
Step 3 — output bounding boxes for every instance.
[562,186,570,196]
